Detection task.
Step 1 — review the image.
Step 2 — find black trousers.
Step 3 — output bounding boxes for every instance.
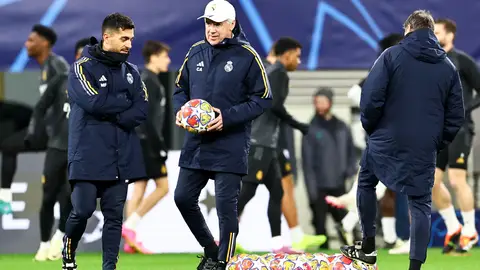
[63,180,128,270]
[310,187,347,248]
[237,146,284,238]
[358,166,432,263]
[174,168,241,263]
[40,148,72,242]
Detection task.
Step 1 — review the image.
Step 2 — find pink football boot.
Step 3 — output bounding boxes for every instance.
[123,243,135,254]
[122,226,153,254]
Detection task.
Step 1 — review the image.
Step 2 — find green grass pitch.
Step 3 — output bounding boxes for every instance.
[0,249,477,269]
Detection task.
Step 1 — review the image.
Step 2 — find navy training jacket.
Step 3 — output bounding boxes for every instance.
[173,23,272,175]
[360,29,465,196]
[67,44,148,181]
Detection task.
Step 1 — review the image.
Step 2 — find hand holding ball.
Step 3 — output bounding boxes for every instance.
[177,99,218,133]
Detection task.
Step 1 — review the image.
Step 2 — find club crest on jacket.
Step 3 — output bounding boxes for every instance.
[127,73,133,84]
[224,61,233,72]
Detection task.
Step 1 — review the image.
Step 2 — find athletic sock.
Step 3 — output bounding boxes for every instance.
[381,217,397,244]
[0,188,12,202]
[347,180,358,197]
[52,229,65,241]
[438,205,461,234]
[272,236,283,250]
[40,241,50,250]
[290,226,304,243]
[375,182,387,200]
[342,211,359,232]
[124,212,141,231]
[461,210,477,236]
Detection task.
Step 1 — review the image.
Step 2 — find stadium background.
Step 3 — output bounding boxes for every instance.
[0,0,479,264]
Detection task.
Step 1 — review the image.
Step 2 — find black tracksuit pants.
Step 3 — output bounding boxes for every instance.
[63,180,128,270]
[237,146,284,239]
[174,168,241,264]
[40,148,72,242]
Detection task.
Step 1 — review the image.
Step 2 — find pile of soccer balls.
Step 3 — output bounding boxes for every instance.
[227,253,378,270]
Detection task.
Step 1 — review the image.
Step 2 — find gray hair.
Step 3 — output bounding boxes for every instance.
[403,10,434,31]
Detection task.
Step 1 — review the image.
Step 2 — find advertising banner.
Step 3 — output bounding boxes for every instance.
[1,0,479,71]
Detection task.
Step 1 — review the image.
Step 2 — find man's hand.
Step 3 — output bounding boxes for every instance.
[207,107,223,132]
[176,110,184,128]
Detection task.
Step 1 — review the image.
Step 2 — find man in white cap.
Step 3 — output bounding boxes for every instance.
[173,1,272,270]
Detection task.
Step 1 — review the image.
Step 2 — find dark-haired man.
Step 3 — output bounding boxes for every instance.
[21,24,73,262]
[432,18,480,253]
[302,88,357,249]
[62,13,147,270]
[341,10,464,270]
[122,40,171,254]
[0,25,66,217]
[237,37,316,253]
[0,24,71,261]
[260,44,326,251]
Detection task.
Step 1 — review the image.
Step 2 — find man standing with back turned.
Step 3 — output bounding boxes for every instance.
[62,13,148,270]
[173,1,272,269]
[340,10,464,270]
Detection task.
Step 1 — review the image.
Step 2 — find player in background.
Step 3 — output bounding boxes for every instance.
[0,25,62,215]
[21,26,72,261]
[262,45,328,251]
[326,33,405,249]
[263,49,276,68]
[433,18,479,253]
[237,37,319,253]
[122,41,171,254]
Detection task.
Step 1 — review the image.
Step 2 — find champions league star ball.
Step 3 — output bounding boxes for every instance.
[329,254,378,270]
[302,253,330,270]
[180,99,216,133]
[228,253,378,270]
[260,253,315,270]
[227,254,268,270]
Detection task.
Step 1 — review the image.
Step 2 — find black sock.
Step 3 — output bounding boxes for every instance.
[362,237,376,253]
[204,242,219,259]
[409,259,422,270]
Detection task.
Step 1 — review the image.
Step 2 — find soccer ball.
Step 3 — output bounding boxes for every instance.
[329,254,378,270]
[227,254,268,270]
[262,253,312,270]
[180,99,216,133]
[303,253,330,270]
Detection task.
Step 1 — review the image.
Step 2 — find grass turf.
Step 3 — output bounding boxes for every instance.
[0,249,477,269]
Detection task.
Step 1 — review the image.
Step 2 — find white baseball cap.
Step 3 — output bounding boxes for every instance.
[197,0,236,23]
